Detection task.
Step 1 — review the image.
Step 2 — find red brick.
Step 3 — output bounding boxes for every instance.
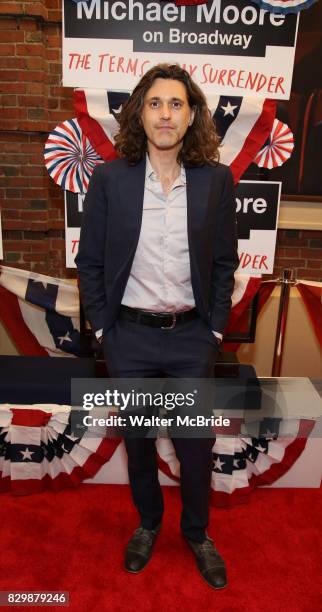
[2,210,21,219]
[50,239,65,249]
[29,222,48,230]
[44,24,60,36]
[0,5,23,16]
[280,237,308,247]
[46,0,60,9]
[2,220,26,229]
[20,210,47,220]
[47,74,60,86]
[46,49,60,61]
[29,133,47,143]
[25,3,48,20]
[18,71,46,83]
[300,248,322,259]
[297,269,322,280]
[21,166,44,177]
[28,177,47,188]
[275,258,306,268]
[2,200,29,208]
[0,73,16,85]
[1,94,17,106]
[18,94,46,107]
[0,31,24,43]
[49,198,64,209]
[31,242,48,252]
[48,111,73,122]
[47,10,62,21]
[23,253,47,262]
[0,58,26,70]
[16,43,44,57]
[26,83,46,95]
[4,240,32,251]
[24,189,48,199]
[17,120,44,132]
[22,19,39,32]
[0,152,26,162]
[48,98,58,109]
[19,143,43,153]
[283,247,300,257]
[0,82,26,94]
[28,154,47,164]
[49,62,62,75]
[60,99,73,111]
[45,34,61,47]
[6,188,21,198]
[24,57,46,70]
[4,177,26,187]
[306,260,322,269]
[0,19,18,29]
[0,44,15,55]
[48,209,60,219]
[302,230,322,239]
[49,220,64,230]
[50,86,73,98]
[0,108,27,120]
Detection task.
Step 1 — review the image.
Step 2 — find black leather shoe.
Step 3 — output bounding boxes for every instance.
[185,536,227,589]
[124,525,161,573]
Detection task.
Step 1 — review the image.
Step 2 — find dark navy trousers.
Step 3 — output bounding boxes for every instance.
[102,314,219,543]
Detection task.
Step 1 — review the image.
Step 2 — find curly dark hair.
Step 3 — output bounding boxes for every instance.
[114,63,220,166]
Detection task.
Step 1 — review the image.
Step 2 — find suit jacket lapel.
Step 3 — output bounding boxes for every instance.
[185,164,211,259]
[119,156,146,249]
[119,159,211,263]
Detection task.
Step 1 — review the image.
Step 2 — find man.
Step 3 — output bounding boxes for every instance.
[75,63,239,590]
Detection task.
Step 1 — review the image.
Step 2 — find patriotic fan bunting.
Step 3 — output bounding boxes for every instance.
[44,118,104,194]
[254,119,294,169]
[0,404,316,504]
[0,265,261,358]
[157,417,316,507]
[251,0,318,14]
[0,404,119,495]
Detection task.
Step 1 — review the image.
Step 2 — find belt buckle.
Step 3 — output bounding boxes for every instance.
[161,313,176,330]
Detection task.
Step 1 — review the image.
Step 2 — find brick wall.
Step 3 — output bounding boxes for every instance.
[0,1,321,281]
[273,230,322,281]
[0,1,74,277]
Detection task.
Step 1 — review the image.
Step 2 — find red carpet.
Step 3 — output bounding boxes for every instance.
[0,484,321,612]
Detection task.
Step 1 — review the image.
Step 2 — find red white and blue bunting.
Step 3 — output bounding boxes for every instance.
[44,118,104,194]
[0,265,261,357]
[0,404,315,506]
[254,119,294,169]
[0,404,119,495]
[251,0,318,14]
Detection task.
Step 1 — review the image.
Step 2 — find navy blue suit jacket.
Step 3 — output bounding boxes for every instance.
[75,157,239,337]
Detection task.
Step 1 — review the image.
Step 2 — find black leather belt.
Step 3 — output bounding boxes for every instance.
[119,305,198,329]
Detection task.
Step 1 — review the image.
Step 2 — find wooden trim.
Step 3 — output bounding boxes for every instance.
[278,199,322,230]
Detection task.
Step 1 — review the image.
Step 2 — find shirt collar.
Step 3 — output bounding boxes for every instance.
[145,153,186,186]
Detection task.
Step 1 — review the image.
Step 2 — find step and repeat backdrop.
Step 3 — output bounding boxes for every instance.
[44,0,302,272]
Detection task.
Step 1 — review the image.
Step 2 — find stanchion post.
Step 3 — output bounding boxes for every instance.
[271,268,296,376]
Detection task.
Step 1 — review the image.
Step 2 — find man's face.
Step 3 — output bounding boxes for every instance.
[140,78,195,153]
